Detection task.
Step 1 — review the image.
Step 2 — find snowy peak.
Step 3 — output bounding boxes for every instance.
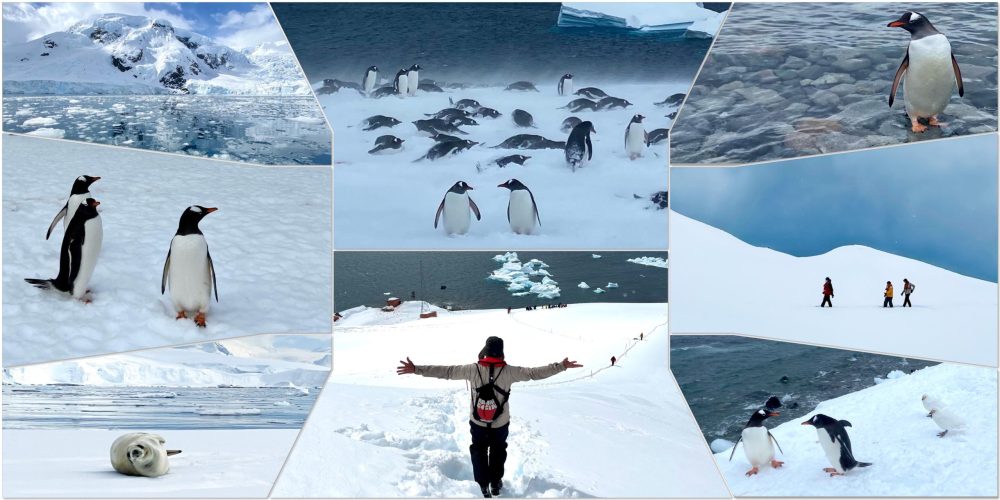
[4,13,308,95]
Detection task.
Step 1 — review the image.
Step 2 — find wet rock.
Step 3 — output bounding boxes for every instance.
[833,58,869,72]
[809,89,840,108]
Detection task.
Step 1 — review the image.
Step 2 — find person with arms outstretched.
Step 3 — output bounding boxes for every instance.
[397,336,582,498]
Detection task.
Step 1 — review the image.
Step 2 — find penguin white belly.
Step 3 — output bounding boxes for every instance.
[626,125,645,156]
[443,192,471,235]
[397,75,408,97]
[364,74,376,94]
[407,71,419,96]
[168,234,213,312]
[72,216,103,299]
[564,79,573,95]
[741,427,774,466]
[816,428,844,473]
[904,35,955,118]
[507,191,536,234]
[64,192,89,230]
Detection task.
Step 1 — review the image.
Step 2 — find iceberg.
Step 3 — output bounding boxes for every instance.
[558,3,726,37]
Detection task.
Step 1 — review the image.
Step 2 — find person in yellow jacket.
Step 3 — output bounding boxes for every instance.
[396,336,582,498]
[883,281,894,308]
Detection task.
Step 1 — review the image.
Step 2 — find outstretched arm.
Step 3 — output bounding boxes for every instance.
[510,358,582,382]
[397,357,476,380]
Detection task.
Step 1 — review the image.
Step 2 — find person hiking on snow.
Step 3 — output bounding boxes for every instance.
[396,336,582,498]
[883,281,894,308]
[611,355,617,366]
[902,279,915,307]
[821,277,834,307]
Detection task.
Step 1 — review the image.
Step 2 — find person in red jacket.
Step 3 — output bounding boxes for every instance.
[397,337,582,498]
[821,277,834,307]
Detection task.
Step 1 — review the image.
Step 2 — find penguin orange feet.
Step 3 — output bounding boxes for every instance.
[194,312,207,328]
[910,117,928,133]
[175,311,187,320]
[745,466,759,477]
[770,459,784,469]
[928,115,942,127]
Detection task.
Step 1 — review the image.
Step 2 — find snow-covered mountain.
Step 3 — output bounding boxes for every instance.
[558,3,727,37]
[669,212,999,366]
[3,14,311,95]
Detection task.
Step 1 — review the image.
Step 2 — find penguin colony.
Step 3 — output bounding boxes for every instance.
[24,176,220,327]
[339,62,683,236]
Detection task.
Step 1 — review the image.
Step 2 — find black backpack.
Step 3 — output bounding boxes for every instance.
[473,364,510,426]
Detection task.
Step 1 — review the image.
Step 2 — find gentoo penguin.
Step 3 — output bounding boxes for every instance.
[363,65,379,95]
[110,432,181,478]
[368,135,404,154]
[450,98,481,110]
[595,96,632,110]
[646,128,669,146]
[406,64,421,96]
[393,69,409,96]
[801,414,872,476]
[561,116,582,133]
[162,205,219,328]
[575,87,608,99]
[413,118,468,137]
[472,107,501,119]
[504,81,538,92]
[921,394,944,417]
[493,154,530,168]
[562,98,598,113]
[928,407,965,437]
[625,114,647,160]
[493,134,565,150]
[425,108,471,121]
[888,11,964,132]
[362,115,401,131]
[46,175,100,239]
[565,121,595,171]
[512,109,536,128]
[729,409,784,477]
[371,86,396,99]
[418,82,444,92]
[434,181,481,235]
[498,179,540,235]
[25,197,103,302]
[415,139,478,162]
[431,132,463,143]
[558,73,573,96]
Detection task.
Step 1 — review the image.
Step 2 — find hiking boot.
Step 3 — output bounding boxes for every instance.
[480,485,492,498]
[490,480,502,496]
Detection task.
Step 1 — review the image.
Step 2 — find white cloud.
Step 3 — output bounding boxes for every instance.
[212,4,286,50]
[2,2,195,43]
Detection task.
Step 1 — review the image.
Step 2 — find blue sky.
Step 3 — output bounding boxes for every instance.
[672,134,998,282]
[2,2,285,48]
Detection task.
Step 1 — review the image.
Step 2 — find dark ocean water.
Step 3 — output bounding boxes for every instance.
[2,385,318,430]
[272,3,717,84]
[334,251,668,311]
[670,335,938,444]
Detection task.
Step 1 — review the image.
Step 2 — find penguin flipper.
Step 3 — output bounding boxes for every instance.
[468,197,482,221]
[768,430,784,455]
[161,248,171,295]
[528,188,541,226]
[46,203,68,240]
[728,436,743,462]
[889,52,908,108]
[207,248,218,302]
[434,197,446,228]
[585,135,593,161]
[951,52,964,97]
[839,420,852,427]
[61,231,83,291]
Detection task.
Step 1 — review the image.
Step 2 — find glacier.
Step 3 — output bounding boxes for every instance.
[558,3,727,38]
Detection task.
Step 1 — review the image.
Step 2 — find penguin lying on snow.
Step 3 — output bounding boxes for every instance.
[801,414,872,476]
[110,432,181,478]
[26,197,103,302]
[498,179,540,235]
[512,109,536,128]
[504,81,538,92]
[46,175,100,240]
[368,135,404,155]
[434,181,481,236]
[561,116,582,133]
[162,205,218,328]
[575,87,608,99]
[414,139,478,162]
[730,408,784,477]
[492,134,564,150]
[361,115,401,131]
[888,11,964,133]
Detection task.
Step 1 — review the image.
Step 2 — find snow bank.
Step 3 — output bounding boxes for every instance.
[627,256,669,268]
[3,429,297,497]
[670,213,998,366]
[275,303,727,498]
[715,363,997,496]
[558,3,726,37]
[3,136,332,366]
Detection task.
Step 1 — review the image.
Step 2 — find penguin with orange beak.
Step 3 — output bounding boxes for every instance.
[162,205,219,327]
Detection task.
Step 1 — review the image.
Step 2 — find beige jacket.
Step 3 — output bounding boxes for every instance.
[415,361,566,428]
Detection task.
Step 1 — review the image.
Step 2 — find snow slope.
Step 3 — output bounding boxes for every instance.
[714,363,997,496]
[3,429,297,497]
[274,303,731,498]
[669,213,998,366]
[327,83,674,249]
[3,14,311,95]
[3,335,330,388]
[558,3,726,37]
[3,136,332,366]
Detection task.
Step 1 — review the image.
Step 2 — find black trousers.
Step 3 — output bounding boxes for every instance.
[883,297,893,307]
[903,294,912,307]
[821,296,832,307]
[470,422,509,488]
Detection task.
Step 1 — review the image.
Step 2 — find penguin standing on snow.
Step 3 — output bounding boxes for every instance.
[406,64,421,96]
[393,69,409,97]
[565,121,595,171]
[801,414,872,476]
[162,205,219,328]
[888,11,964,133]
[558,73,573,96]
[729,405,784,477]
[26,197,103,302]
[46,175,100,239]
[625,114,647,160]
[363,65,379,95]
[434,181,481,236]
[498,179,540,235]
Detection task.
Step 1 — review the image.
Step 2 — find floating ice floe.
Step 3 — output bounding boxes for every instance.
[25,127,65,138]
[627,256,668,268]
[488,253,560,299]
[592,254,602,259]
[607,282,619,288]
[593,288,606,294]
[21,117,57,128]
[578,282,591,289]
[274,401,292,406]
[134,391,177,398]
